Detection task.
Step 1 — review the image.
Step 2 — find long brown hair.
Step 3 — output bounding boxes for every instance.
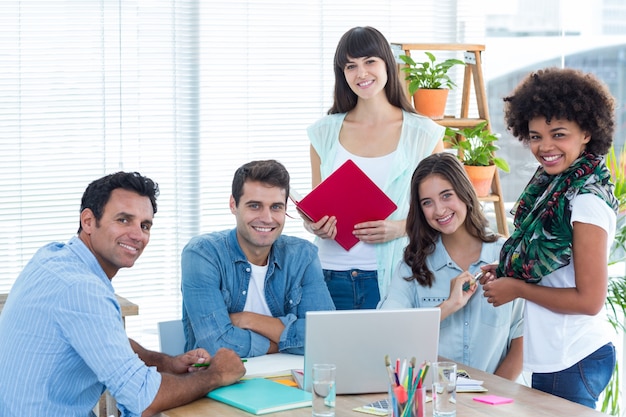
[328,26,414,115]
[404,153,498,287]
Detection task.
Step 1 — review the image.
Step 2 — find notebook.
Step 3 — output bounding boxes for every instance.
[303,308,440,394]
[207,377,311,415]
[290,159,397,250]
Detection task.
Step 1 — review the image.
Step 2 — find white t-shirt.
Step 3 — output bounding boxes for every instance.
[243,263,271,316]
[523,193,616,373]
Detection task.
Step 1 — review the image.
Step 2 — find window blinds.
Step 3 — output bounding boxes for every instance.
[0,0,482,349]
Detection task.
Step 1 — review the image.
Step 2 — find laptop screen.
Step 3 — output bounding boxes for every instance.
[303,308,440,394]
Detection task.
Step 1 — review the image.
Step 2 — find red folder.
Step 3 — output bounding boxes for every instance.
[291,160,397,251]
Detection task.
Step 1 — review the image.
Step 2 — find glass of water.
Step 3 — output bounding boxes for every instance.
[312,363,336,417]
[432,361,457,417]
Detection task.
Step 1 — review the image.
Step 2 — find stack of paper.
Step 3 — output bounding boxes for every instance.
[242,353,304,379]
[456,376,487,393]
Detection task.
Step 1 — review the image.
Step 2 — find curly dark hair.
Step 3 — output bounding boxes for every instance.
[328,26,414,115]
[503,67,615,155]
[403,153,499,287]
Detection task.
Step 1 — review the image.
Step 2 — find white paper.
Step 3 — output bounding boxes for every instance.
[242,353,304,378]
[456,377,483,386]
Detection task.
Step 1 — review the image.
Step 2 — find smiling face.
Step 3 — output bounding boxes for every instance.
[230,180,286,266]
[418,174,468,236]
[343,55,388,100]
[528,116,591,175]
[79,188,154,279]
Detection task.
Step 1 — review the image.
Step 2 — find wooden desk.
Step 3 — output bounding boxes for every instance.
[157,362,606,417]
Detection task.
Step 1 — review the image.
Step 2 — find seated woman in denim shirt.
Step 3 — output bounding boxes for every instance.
[181,160,335,358]
[379,153,523,380]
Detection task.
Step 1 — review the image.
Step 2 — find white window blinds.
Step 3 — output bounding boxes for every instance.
[0,0,484,350]
[0,0,199,347]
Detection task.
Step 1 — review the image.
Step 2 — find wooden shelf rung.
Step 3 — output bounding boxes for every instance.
[435,118,487,128]
[391,43,485,52]
[477,194,501,202]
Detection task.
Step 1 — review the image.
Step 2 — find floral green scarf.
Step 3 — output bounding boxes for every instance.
[497,152,618,283]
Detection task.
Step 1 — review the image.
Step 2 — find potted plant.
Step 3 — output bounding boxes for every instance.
[443,120,510,197]
[399,51,465,119]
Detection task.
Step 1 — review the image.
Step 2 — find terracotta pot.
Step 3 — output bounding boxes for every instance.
[463,164,496,197]
[412,88,449,120]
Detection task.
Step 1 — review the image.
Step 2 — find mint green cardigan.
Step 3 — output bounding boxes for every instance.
[307,110,444,298]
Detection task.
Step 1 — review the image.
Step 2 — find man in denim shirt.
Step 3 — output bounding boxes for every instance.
[181,160,335,358]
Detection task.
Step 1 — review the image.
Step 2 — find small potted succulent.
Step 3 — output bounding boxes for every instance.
[399,52,465,119]
[443,120,510,197]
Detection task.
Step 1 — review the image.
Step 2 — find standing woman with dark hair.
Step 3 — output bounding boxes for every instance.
[303,26,445,309]
[481,67,619,408]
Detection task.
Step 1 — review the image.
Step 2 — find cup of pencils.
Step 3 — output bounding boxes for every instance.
[386,355,428,417]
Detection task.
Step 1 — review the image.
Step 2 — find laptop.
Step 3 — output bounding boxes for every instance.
[303,308,440,394]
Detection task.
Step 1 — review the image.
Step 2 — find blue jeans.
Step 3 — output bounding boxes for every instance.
[323,269,380,310]
[531,342,615,409]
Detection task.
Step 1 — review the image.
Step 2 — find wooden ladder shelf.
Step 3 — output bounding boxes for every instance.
[391,42,509,237]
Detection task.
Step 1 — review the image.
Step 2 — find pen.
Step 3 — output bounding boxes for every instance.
[192,359,247,367]
[462,271,485,291]
[399,358,408,386]
[416,363,427,389]
[384,355,399,386]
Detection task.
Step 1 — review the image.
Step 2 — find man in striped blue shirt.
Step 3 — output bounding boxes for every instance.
[0,172,245,417]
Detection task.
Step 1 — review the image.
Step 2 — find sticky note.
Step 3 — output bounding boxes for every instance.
[472,395,514,405]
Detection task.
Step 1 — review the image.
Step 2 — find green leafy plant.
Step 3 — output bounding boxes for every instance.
[606,146,626,329]
[443,121,510,172]
[601,145,626,415]
[607,146,626,212]
[399,52,465,95]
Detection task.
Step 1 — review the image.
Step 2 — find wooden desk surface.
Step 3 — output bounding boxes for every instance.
[0,293,138,317]
[157,362,606,417]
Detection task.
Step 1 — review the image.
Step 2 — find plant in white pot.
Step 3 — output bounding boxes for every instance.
[399,51,465,119]
[443,120,510,197]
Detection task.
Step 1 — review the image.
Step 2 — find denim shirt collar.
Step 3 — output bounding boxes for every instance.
[226,228,283,272]
[429,234,495,273]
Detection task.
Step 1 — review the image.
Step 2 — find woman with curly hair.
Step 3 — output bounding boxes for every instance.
[481,67,619,408]
[380,152,523,380]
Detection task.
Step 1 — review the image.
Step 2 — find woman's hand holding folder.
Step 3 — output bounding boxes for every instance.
[301,210,338,240]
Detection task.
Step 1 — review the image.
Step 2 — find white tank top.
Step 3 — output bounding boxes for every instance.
[317,144,395,271]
